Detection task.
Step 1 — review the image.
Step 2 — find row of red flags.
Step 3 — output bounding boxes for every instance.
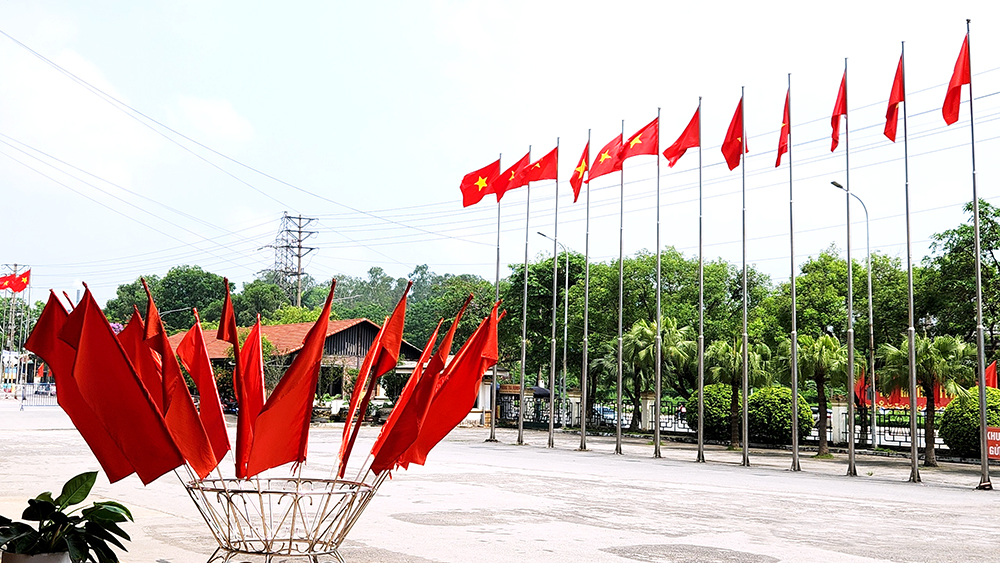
[460,32,973,206]
[853,361,997,409]
[24,274,501,484]
[0,269,31,293]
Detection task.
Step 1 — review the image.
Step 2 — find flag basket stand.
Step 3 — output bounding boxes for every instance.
[184,477,375,563]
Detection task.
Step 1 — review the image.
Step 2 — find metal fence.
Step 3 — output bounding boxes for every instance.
[13,383,59,409]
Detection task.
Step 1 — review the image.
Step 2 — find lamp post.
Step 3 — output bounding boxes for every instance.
[831,181,874,451]
[539,231,570,428]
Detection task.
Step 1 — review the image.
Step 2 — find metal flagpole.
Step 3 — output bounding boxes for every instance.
[488,154,501,443]
[654,108,662,458]
[616,119,624,456]
[697,98,706,463]
[865,199,875,452]
[549,139,560,449]
[967,20,992,490]
[741,88,750,468]
[580,130,591,451]
[561,241,569,428]
[902,42,920,484]
[518,147,532,446]
[845,58,858,477]
[788,74,801,472]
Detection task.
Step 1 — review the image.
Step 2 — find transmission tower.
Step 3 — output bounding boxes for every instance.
[264,213,317,306]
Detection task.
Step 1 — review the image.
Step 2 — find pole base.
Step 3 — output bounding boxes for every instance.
[908,469,922,483]
[846,464,857,477]
[484,438,499,443]
[790,459,800,472]
[696,452,705,463]
[976,479,993,491]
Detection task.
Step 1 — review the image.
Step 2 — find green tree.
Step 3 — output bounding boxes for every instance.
[233,280,289,326]
[104,266,229,331]
[796,333,847,456]
[877,333,976,466]
[705,338,769,447]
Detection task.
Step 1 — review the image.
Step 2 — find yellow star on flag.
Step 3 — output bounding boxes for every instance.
[475,176,488,191]
[574,161,587,179]
[598,150,613,163]
[629,134,642,149]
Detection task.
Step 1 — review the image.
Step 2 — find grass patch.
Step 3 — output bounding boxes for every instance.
[813,453,835,459]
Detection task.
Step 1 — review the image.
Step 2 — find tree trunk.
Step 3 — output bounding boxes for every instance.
[924,386,938,467]
[630,371,642,431]
[816,374,829,456]
[730,378,740,448]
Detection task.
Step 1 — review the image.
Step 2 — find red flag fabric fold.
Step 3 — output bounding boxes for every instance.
[235,317,266,478]
[885,55,905,142]
[618,118,659,162]
[776,90,790,168]
[518,147,558,184]
[569,143,588,203]
[494,152,530,202]
[176,309,231,464]
[663,108,699,168]
[986,360,997,388]
[943,35,971,125]
[721,98,747,171]
[459,159,501,207]
[831,71,847,152]
[7,270,30,293]
[587,135,623,182]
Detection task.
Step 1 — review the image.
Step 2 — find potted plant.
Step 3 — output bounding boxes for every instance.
[0,471,132,563]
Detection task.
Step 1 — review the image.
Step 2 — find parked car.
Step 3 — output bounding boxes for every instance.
[591,407,619,425]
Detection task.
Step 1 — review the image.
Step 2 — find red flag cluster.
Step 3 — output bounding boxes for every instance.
[0,270,31,293]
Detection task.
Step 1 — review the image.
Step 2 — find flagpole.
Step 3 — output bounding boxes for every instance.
[788,74,801,472]
[548,139,560,449]
[741,87,750,468]
[654,107,662,458]
[518,146,532,446]
[488,153,501,443]
[900,42,920,484]
[581,130,591,451]
[967,20,992,490]
[616,118,624,456]
[697,98,705,463]
[845,57,858,477]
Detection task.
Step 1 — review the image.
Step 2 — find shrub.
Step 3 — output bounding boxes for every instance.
[685,383,738,441]
[940,386,1000,458]
[747,386,812,445]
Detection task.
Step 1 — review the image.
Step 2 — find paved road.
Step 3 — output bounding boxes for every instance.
[1,399,998,562]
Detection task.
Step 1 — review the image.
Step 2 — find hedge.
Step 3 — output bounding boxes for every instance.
[747,385,813,445]
[939,386,1000,458]
[685,383,738,441]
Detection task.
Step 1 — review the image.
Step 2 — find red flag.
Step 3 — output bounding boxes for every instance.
[885,55,905,142]
[176,309,230,464]
[854,369,867,408]
[402,302,499,467]
[494,152,530,202]
[235,317,266,478]
[58,288,184,484]
[943,35,971,125]
[776,90,790,168]
[986,360,997,388]
[337,281,412,478]
[459,159,501,207]
[0,274,12,291]
[721,97,747,171]
[663,108,699,168]
[518,147,558,184]
[618,118,659,162]
[141,283,217,478]
[25,293,135,483]
[587,134,623,182]
[371,294,473,475]
[246,281,337,477]
[216,278,244,443]
[569,143,588,203]
[117,308,165,410]
[8,270,30,293]
[831,71,847,152]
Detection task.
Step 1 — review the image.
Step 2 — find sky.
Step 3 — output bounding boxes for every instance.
[2,1,1000,308]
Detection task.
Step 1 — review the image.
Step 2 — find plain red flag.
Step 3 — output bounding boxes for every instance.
[986,360,997,388]
[569,142,588,203]
[25,293,135,483]
[587,134,622,182]
[776,90,790,168]
[217,278,242,404]
[403,303,499,467]
[235,317,266,478]
[831,71,847,152]
[943,35,971,125]
[494,152,530,202]
[58,288,184,484]
[371,294,473,475]
[721,97,747,171]
[518,147,558,184]
[459,159,501,207]
[116,308,165,409]
[885,55,905,142]
[246,281,336,477]
[663,108,699,168]
[337,281,412,478]
[176,309,230,464]
[618,118,659,162]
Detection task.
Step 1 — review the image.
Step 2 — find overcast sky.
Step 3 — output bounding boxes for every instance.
[3,1,1000,307]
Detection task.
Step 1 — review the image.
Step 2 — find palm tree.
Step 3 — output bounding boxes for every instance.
[661,317,698,399]
[878,334,975,466]
[622,320,657,431]
[705,338,770,447]
[796,334,846,457]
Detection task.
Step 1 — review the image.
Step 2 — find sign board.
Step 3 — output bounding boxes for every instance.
[988,427,1000,460]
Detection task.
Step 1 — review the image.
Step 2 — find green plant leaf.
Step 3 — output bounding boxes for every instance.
[0,515,12,526]
[87,535,119,563]
[0,522,38,551]
[84,522,125,551]
[35,492,55,504]
[82,505,128,524]
[93,502,132,522]
[100,521,130,542]
[65,532,89,563]
[22,499,56,522]
[56,472,97,509]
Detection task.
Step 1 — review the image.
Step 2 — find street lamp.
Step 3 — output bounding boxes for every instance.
[831,181,875,450]
[538,231,570,429]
